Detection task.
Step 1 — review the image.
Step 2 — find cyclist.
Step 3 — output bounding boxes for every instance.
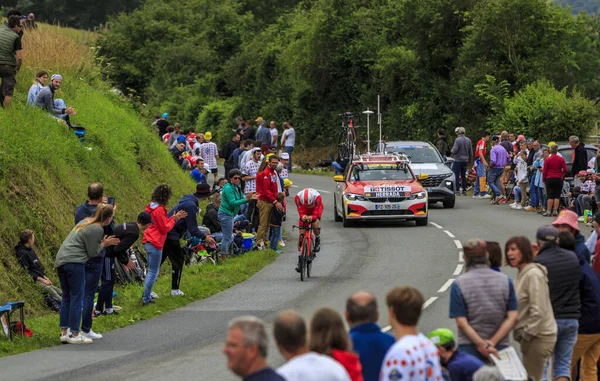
[294,188,323,273]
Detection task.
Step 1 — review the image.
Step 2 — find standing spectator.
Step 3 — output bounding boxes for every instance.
[510,150,529,210]
[309,308,364,381]
[451,127,473,196]
[570,136,588,187]
[0,15,22,109]
[24,13,37,29]
[230,139,252,173]
[269,192,286,253]
[199,131,219,187]
[242,120,257,141]
[243,148,262,228]
[542,144,567,217]
[505,236,557,380]
[281,122,296,172]
[141,185,187,306]
[380,286,443,380]
[15,230,62,303]
[499,131,514,155]
[436,128,450,160]
[280,153,290,180]
[223,133,241,176]
[27,70,47,104]
[508,133,516,145]
[256,156,283,249]
[190,158,207,184]
[34,74,77,125]
[241,140,262,172]
[219,170,257,260]
[525,141,542,212]
[427,328,484,381]
[473,131,490,199]
[55,204,119,344]
[533,148,549,214]
[269,121,279,150]
[553,210,591,263]
[533,225,581,381]
[488,136,510,204]
[163,183,215,296]
[95,212,152,316]
[223,316,285,381]
[74,183,114,341]
[156,113,169,139]
[486,241,503,272]
[256,120,271,154]
[592,211,600,278]
[235,117,245,133]
[345,291,395,381]
[449,239,519,362]
[274,310,351,381]
[167,123,182,147]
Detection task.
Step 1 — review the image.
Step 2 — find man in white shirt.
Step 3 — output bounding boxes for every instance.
[380,286,443,381]
[269,120,278,150]
[243,148,262,228]
[281,122,296,172]
[274,310,351,381]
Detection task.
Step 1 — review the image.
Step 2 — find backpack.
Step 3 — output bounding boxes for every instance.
[232,233,244,255]
[45,295,61,313]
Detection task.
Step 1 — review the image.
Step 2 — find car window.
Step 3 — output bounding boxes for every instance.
[558,148,597,165]
[385,145,442,163]
[350,164,414,181]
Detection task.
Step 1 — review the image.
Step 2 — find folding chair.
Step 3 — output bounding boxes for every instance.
[0,301,25,340]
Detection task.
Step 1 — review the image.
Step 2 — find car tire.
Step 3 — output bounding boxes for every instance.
[342,210,352,228]
[443,197,456,209]
[334,197,342,222]
[415,214,428,227]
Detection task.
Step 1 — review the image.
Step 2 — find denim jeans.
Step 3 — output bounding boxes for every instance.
[452,161,468,192]
[269,226,282,250]
[82,254,104,333]
[544,319,579,380]
[577,194,593,216]
[285,146,294,171]
[473,160,487,196]
[530,179,539,208]
[142,243,163,304]
[95,256,115,313]
[458,343,507,364]
[57,263,85,333]
[514,185,523,203]
[218,211,234,255]
[487,167,504,197]
[332,161,344,175]
[539,187,547,209]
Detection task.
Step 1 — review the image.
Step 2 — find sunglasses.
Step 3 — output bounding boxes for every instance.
[232,176,241,180]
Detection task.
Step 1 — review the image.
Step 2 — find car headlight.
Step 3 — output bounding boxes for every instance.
[411,191,427,200]
[445,180,453,189]
[345,193,366,201]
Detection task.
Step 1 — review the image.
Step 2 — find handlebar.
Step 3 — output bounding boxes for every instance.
[292,225,315,230]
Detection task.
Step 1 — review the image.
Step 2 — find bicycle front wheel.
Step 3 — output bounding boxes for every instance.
[300,242,308,282]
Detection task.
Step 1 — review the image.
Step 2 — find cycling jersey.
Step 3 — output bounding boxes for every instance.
[295,188,323,222]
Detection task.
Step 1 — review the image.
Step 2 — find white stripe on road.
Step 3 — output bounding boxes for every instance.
[444,230,455,238]
[290,184,330,194]
[453,264,464,276]
[458,250,464,263]
[454,240,463,249]
[437,279,455,293]
[430,222,443,229]
[381,297,438,333]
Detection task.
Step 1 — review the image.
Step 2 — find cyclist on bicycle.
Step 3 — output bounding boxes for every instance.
[294,188,323,273]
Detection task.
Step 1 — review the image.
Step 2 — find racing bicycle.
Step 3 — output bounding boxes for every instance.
[293,225,316,282]
[337,112,358,165]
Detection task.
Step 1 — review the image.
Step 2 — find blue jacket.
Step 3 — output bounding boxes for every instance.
[573,248,600,334]
[74,201,114,236]
[446,350,484,381]
[349,323,395,381]
[575,232,591,264]
[166,194,207,241]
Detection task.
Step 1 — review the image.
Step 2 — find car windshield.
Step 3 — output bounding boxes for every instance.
[350,164,414,181]
[385,145,442,163]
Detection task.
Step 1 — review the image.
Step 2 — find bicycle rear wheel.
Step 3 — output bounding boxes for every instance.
[307,240,313,279]
[300,242,308,282]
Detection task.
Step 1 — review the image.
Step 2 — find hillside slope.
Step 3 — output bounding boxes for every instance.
[0,24,195,315]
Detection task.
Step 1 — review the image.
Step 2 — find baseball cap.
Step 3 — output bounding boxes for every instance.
[491,136,499,142]
[250,147,262,154]
[255,117,263,122]
[204,131,212,141]
[517,135,525,142]
[283,178,293,188]
[552,210,580,232]
[536,225,559,242]
[162,113,168,119]
[578,170,587,177]
[137,212,153,225]
[587,169,595,174]
[177,136,186,143]
[260,120,266,126]
[194,183,212,199]
[463,239,487,257]
[280,152,290,160]
[427,328,455,346]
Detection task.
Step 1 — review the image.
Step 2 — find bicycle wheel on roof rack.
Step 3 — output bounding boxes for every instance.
[337,130,351,164]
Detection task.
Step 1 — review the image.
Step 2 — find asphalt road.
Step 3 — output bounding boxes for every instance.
[1,173,577,380]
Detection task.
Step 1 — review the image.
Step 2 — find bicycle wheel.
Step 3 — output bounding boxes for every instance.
[346,128,355,162]
[337,129,350,164]
[307,246,312,278]
[300,240,308,282]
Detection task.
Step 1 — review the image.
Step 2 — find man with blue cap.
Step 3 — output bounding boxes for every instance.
[155,112,169,139]
[35,74,77,124]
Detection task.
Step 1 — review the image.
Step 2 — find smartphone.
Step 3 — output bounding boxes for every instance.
[107,197,116,206]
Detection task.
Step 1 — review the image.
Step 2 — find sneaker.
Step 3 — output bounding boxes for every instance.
[81,329,103,340]
[542,211,551,217]
[515,205,523,210]
[68,334,93,344]
[524,206,536,212]
[578,216,585,222]
[498,198,507,204]
[492,196,500,204]
[538,209,546,214]
[171,289,185,296]
[551,210,558,217]
[295,264,301,273]
[150,292,159,299]
[481,194,492,199]
[60,332,70,344]
[275,249,282,254]
[103,308,119,315]
[279,240,285,247]
[314,237,321,253]
[461,191,467,196]
[142,299,156,306]
[112,305,122,311]
[509,202,517,207]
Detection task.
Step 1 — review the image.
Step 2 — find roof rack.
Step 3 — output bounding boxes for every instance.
[357,152,411,163]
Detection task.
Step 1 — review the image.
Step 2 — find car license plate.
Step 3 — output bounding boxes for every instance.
[375,204,401,210]
[427,188,433,193]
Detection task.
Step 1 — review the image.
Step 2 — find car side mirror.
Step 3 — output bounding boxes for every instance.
[417,174,429,180]
[333,175,345,182]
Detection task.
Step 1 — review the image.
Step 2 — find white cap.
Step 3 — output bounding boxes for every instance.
[280,152,290,160]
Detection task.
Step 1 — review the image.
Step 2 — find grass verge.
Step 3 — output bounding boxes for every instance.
[0,250,277,357]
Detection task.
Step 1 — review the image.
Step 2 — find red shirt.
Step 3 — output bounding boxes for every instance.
[594,239,600,279]
[542,154,567,182]
[256,166,279,203]
[142,203,176,250]
[475,138,487,159]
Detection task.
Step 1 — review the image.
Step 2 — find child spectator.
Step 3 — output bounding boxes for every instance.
[15,230,62,303]
[190,158,207,183]
[485,241,502,272]
[270,192,286,253]
[510,151,528,210]
[27,70,48,104]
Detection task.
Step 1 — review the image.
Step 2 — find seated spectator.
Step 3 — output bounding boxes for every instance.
[167,123,182,146]
[35,74,77,126]
[27,70,47,104]
[170,132,192,152]
[213,177,227,193]
[203,193,222,235]
[428,328,484,381]
[171,141,190,170]
[190,158,207,183]
[163,125,174,145]
[15,230,62,303]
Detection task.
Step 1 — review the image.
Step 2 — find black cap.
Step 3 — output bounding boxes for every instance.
[536,225,558,242]
[194,183,212,199]
[137,212,153,225]
[491,136,499,142]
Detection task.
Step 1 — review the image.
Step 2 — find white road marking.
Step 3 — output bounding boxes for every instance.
[437,279,455,293]
[453,264,464,276]
[454,240,463,249]
[381,296,439,333]
[430,222,443,229]
[458,250,464,263]
[444,230,455,238]
[290,185,330,193]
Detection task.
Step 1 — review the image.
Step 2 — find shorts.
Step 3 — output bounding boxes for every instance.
[209,168,218,174]
[0,65,17,97]
[545,178,563,199]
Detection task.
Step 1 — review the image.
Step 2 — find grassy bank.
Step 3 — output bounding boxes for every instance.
[0,23,278,351]
[0,250,277,357]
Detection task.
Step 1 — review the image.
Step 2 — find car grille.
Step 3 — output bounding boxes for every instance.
[366,197,408,203]
[362,210,414,216]
[420,174,447,188]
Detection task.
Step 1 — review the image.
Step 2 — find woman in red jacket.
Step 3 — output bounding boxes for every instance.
[309,307,364,381]
[142,185,187,306]
[542,144,567,217]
